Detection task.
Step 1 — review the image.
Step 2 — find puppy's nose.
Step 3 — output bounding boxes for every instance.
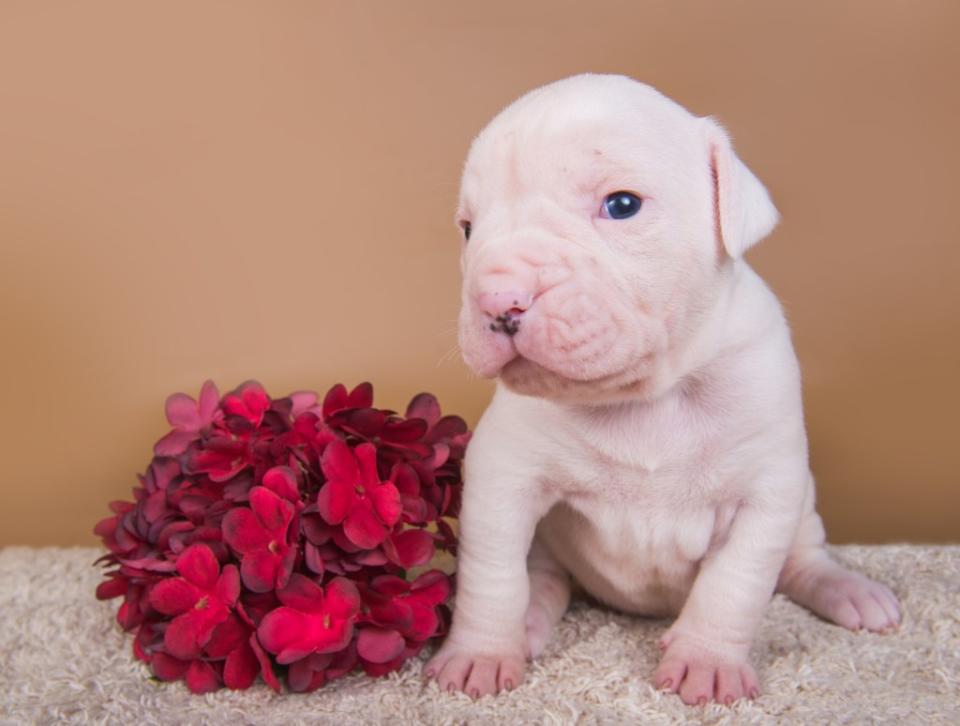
[478,289,533,337]
[478,290,533,318]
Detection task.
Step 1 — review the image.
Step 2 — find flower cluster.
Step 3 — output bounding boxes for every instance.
[94,380,467,693]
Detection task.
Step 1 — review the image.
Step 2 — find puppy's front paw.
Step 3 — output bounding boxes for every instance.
[424,643,526,698]
[654,634,759,706]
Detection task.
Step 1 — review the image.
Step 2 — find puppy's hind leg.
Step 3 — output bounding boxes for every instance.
[777,495,901,633]
[525,535,571,659]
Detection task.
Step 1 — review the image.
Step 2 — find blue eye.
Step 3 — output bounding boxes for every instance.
[602,191,642,220]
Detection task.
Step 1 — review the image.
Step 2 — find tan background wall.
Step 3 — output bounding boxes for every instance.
[1,1,957,547]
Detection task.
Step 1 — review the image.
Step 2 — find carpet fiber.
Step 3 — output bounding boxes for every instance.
[1,545,957,725]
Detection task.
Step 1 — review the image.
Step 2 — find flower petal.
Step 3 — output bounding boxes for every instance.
[355,444,381,488]
[240,550,280,593]
[250,633,281,692]
[165,392,201,431]
[383,528,434,568]
[215,564,241,606]
[289,391,319,417]
[315,478,353,525]
[153,429,198,457]
[151,651,190,681]
[343,499,387,549]
[405,392,441,426]
[370,482,401,527]
[175,543,220,589]
[287,657,325,693]
[276,573,326,613]
[149,578,200,615]
[256,607,306,656]
[320,439,359,485]
[223,641,259,690]
[325,577,361,620]
[357,627,405,664]
[164,612,203,660]
[249,486,293,535]
[185,659,220,694]
[198,380,220,426]
[222,507,270,553]
[261,466,300,503]
[347,382,373,408]
[205,614,248,659]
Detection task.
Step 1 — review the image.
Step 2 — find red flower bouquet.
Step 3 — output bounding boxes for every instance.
[94,380,467,693]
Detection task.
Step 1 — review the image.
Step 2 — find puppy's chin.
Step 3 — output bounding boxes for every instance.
[498,356,659,404]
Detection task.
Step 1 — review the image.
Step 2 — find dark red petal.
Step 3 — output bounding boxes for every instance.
[276,573,326,613]
[223,641,259,690]
[320,439,359,484]
[322,383,348,418]
[153,429,197,457]
[257,607,308,656]
[222,507,270,554]
[406,602,441,641]
[249,486,293,535]
[149,578,200,616]
[370,482,401,527]
[411,570,452,605]
[347,382,374,408]
[391,463,420,496]
[151,651,190,681]
[315,478,354,525]
[357,627,405,664]
[370,575,410,597]
[304,543,326,575]
[384,528,434,568]
[261,466,300,503]
[382,417,428,443]
[164,613,203,660]
[186,660,221,694]
[405,392,441,426]
[215,564,241,606]
[355,444,380,488]
[250,633,281,692]
[96,577,128,600]
[205,614,248,659]
[165,392,201,431]
[325,577,361,620]
[240,550,280,593]
[343,500,387,549]
[176,543,220,589]
[286,657,314,692]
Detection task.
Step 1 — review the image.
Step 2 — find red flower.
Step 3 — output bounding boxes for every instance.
[222,486,296,593]
[257,574,360,663]
[148,543,240,660]
[316,441,401,549]
[154,380,222,456]
[95,380,465,695]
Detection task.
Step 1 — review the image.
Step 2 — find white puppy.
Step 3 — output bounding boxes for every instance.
[425,74,900,705]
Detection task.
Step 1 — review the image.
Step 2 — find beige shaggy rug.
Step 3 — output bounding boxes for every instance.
[1,545,957,725]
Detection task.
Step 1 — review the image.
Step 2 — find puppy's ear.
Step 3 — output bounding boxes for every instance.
[702,117,779,259]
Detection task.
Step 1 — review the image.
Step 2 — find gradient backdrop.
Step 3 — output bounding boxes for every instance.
[1,1,958,546]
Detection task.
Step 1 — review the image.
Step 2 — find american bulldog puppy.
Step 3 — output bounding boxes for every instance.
[425,74,900,705]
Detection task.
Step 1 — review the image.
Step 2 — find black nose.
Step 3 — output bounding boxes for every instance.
[489,308,523,337]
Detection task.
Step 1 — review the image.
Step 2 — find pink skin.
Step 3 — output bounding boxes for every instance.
[429,74,900,705]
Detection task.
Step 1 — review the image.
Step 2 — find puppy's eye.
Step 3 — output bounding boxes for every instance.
[461,221,472,241]
[602,192,642,220]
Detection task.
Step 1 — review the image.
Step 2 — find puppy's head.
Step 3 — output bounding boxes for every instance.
[456,74,778,402]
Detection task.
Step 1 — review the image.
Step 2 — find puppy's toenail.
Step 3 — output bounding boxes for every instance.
[659,679,672,690]
[504,678,514,690]
[470,688,479,699]
[749,687,760,699]
[697,697,707,706]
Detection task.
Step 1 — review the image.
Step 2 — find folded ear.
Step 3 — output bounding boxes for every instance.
[702,117,779,259]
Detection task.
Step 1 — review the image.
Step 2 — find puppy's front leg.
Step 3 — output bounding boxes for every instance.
[425,447,554,698]
[655,483,803,705]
